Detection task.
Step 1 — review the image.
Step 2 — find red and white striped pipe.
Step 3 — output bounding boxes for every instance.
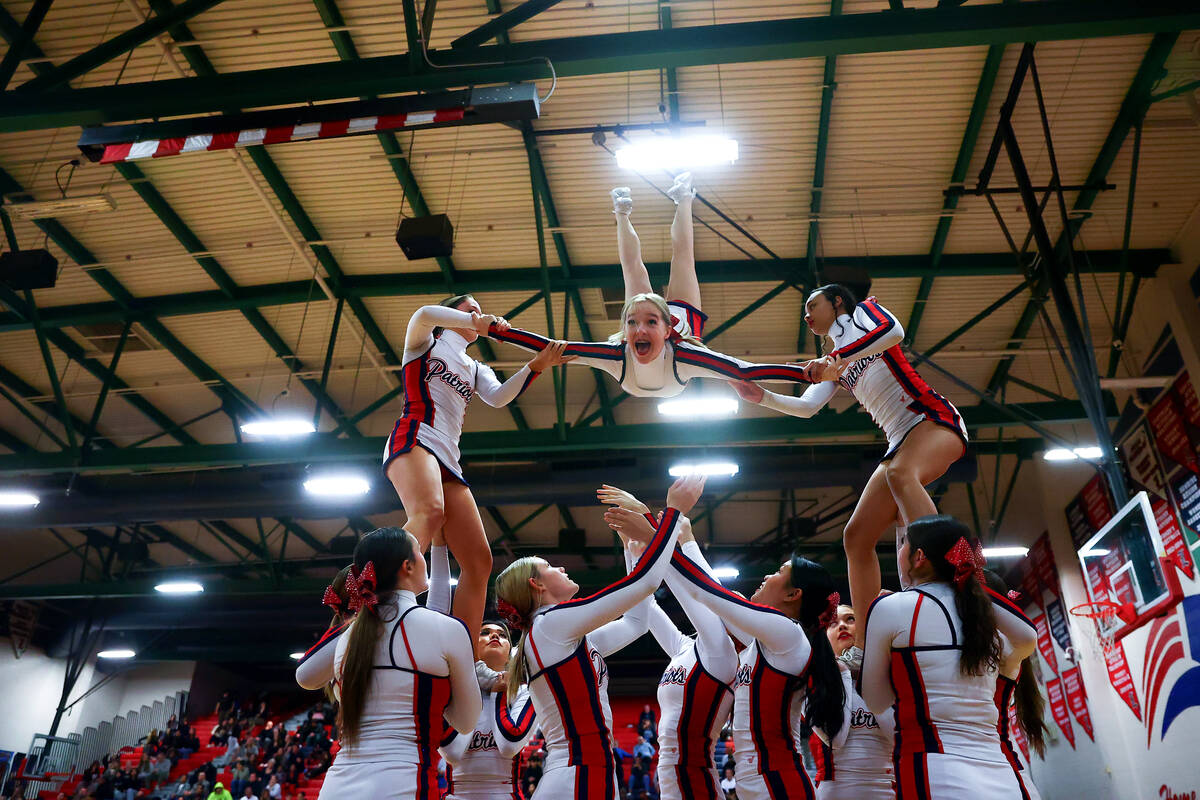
[99,108,466,164]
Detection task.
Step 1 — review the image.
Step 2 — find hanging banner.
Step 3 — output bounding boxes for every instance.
[1021,563,1045,611]
[1103,641,1143,720]
[1080,474,1116,532]
[1045,677,1076,748]
[1062,666,1095,741]
[1008,702,1031,763]
[1152,495,1196,579]
[1147,391,1200,475]
[1034,613,1059,675]
[1031,533,1061,597]
[1046,598,1073,652]
[1123,421,1171,497]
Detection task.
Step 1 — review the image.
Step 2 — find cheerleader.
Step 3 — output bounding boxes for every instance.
[666,546,846,800]
[859,516,1037,800]
[733,284,968,636]
[493,475,704,799]
[384,296,574,647]
[599,486,736,800]
[319,527,482,800]
[810,604,894,800]
[295,564,355,700]
[426,541,538,800]
[983,572,1047,800]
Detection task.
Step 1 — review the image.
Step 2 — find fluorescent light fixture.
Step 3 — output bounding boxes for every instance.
[1042,448,1078,462]
[982,547,1029,558]
[0,491,39,507]
[615,136,739,171]
[1081,548,1110,558]
[657,396,738,418]
[711,566,740,579]
[154,581,204,594]
[304,474,370,497]
[290,652,305,661]
[668,461,739,478]
[4,194,116,220]
[97,649,135,659]
[1073,446,1103,459]
[240,418,316,437]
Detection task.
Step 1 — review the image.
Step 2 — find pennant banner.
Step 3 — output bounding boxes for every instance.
[1147,392,1200,475]
[1034,613,1059,676]
[1062,666,1095,741]
[1046,677,1076,748]
[1152,496,1196,579]
[1103,641,1144,720]
[1046,599,1073,652]
[1008,702,1030,763]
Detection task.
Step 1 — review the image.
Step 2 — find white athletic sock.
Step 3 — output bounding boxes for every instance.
[896,524,910,589]
[611,186,633,215]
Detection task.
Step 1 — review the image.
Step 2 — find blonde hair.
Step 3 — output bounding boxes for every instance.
[608,292,702,346]
[495,557,543,699]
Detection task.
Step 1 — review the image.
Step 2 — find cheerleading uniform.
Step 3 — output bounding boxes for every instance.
[642,536,736,800]
[668,549,815,800]
[425,545,539,800]
[318,591,481,800]
[488,304,816,399]
[809,678,895,800]
[384,306,542,483]
[295,619,351,699]
[859,582,1037,800]
[756,299,968,460]
[521,509,683,799]
[994,656,1042,800]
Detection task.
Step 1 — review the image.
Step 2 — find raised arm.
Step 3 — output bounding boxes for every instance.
[754,382,838,419]
[442,617,485,733]
[589,543,654,657]
[985,587,1037,662]
[404,305,480,353]
[673,342,816,385]
[489,324,625,377]
[829,299,904,361]
[538,509,683,646]
[294,620,350,690]
[671,538,737,682]
[859,593,903,715]
[474,362,540,408]
[492,686,537,758]
[427,544,452,615]
[669,549,810,674]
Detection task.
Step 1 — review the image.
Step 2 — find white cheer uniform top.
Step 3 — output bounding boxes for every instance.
[440,688,536,800]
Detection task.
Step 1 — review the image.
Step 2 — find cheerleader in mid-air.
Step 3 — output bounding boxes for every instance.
[384,296,574,648]
[493,475,703,799]
[425,542,537,800]
[859,516,1037,800]
[810,604,894,800]
[665,543,846,800]
[487,175,837,397]
[318,528,481,800]
[599,485,736,800]
[733,284,968,642]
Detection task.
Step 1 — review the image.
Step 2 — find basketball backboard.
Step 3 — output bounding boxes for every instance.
[1077,491,1185,641]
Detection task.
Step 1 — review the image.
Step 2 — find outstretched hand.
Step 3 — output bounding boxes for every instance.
[596,484,651,515]
[605,507,657,543]
[666,474,706,516]
[791,355,845,382]
[529,340,578,372]
[732,380,764,404]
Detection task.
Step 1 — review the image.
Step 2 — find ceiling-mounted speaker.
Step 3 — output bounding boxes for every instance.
[396,214,453,260]
[0,249,58,290]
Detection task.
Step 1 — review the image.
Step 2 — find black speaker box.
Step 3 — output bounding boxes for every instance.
[396,214,454,260]
[0,249,58,290]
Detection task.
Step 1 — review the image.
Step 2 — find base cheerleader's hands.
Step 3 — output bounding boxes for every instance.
[790,355,845,383]
[528,339,578,372]
[666,474,706,516]
[605,507,657,543]
[596,484,651,516]
[472,311,509,337]
[732,380,765,404]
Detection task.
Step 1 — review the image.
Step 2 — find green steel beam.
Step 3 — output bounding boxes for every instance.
[23,288,77,450]
[81,321,131,451]
[16,0,227,92]
[0,398,1111,476]
[0,374,68,449]
[0,0,52,90]
[113,161,354,430]
[985,33,1179,395]
[0,422,29,453]
[4,1,1198,131]
[804,0,842,293]
[923,279,1030,359]
[0,250,1166,335]
[453,0,566,49]
[145,523,217,563]
[908,39,1007,342]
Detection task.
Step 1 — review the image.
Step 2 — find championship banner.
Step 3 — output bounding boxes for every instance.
[1080,474,1116,532]
[1103,642,1144,720]
[1046,599,1074,652]
[1152,495,1196,579]
[1031,533,1061,598]
[1148,390,1200,474]
[1021,563,1045,611]
[1062,666,1095,741]
[1046,677,1076,748]
[1034,613,1059,675]
[1008,702,1030,763]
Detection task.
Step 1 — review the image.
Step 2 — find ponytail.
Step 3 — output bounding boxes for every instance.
[337,527,417,747]
[789,555,846,740]
[982,570,1048,757]
[909,516,1001,676]
[495,558,542,699]
[323,565,355,705]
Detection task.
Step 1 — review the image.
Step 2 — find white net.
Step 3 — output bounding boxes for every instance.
[1070,602,1122,662]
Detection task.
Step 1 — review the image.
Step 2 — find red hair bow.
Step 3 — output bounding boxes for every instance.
[818,591,841,629]
[346,561,379,614]
[321,585,346,614]
[496,599,529,632]
[945,537,986,589]
[1006,590,1021,603]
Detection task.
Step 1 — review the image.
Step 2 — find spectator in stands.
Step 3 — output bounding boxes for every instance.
[206,781,232,800]
[524,779,537,799]
[239,788,258,800]
[216,691,234,718]
[637,718,658,748]
[228,762,249,797]
[214,735,240,768]
[613,744,633,799]
[627,756,656,800]
[264,776,282,800]
[633,729,656,760]
[720,766,736,799]
[521,750,544,788]
[639,704,656,733]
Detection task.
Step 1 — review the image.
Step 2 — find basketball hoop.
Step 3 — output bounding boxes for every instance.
[1069,599,1136,659]
[14,769,69,797]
